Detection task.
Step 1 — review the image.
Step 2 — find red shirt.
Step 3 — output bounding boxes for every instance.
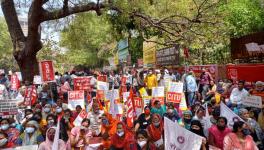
[208,125,231,149]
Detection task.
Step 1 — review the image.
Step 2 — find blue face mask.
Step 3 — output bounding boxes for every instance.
[102,119,109,125]
[1,124,9,131]
[25,127,35,134]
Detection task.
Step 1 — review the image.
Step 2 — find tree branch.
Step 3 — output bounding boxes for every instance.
[1,0,26,58]
[42,2,105,21]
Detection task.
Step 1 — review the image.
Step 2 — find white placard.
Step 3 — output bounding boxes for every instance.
[33,75,42,85]
[242,96,262,108]
[152,86,164,97]
[97,81,109,91]
[68,91,85,110]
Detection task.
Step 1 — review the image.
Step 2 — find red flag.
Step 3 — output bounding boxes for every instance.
[24,86,37,106]
[126,87,136,128]
[184,47,189,58]
[10,74,20,91]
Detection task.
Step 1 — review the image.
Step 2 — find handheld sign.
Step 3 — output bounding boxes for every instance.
[68,90,85,110]
[39,60,55,82]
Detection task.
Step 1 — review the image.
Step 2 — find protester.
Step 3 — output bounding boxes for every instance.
[0,118,20,147]
[184,71,198,106]
[150,100,166,117]
[208,117,231,149]
[229,80,249,108]
[101,113,118,149]
[38,127,66,150]
[110,122,136,149]
[147,114,164,149]
[190,120,207,150]
[16,120,44,146]
[136,129,156,150]
[87,102,104,136]
[199,68,213,100]
[0,131,13,148]
[181,110,192,130]
[69,118,92,150]
[239,108,263,147]
[223,121,259,150]
[144,68,158,95]
[135,106,152,132]
[163,103,180,122]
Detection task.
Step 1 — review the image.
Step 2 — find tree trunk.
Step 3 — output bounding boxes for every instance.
[16,52,39,83]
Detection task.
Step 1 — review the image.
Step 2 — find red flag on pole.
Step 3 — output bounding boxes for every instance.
[126,87,136,128]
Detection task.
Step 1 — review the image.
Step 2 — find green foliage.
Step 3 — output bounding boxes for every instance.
[60,13,115,68]
[223,0,264,38]
[0,18,18,70]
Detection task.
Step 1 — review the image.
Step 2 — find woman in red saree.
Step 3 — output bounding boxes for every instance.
[110,122,137,150]
[146,114,164,150]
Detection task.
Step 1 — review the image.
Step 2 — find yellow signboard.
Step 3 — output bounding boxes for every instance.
[143,38,157,66]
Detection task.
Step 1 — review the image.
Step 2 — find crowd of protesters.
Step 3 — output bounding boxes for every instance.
[0,67,263,150]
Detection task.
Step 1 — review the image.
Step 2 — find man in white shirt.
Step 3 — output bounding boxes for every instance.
[230,80,248,108]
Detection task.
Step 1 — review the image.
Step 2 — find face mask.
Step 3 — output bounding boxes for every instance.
[80,126,87,130]
[191,128,203,136]
[35,109,41,113]
[56,108,62,113]
[137,140,147,148]
[11,123,16,127]
[0,138,8,147]
[145,109,150,115]
[25,127,35,134]
[102,119,109,125]
[1,124,9,131]
[184,118,191,124]
[242,128,251,136]
[26,114,33,119]
[117,131,124,137]
[44,108,51,113]
[48,120,54,125]
[217,125,225,131]
[154,122,160,127]
[168,109,174,114]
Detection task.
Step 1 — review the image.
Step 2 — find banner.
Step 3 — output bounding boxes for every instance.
[68,91,85,110]
[156,45,180,66]
[97,75,107,82]
[73,109,88,126]
[143,96,152,107]
[24,86,37,106]
[15,72,22,81]
[126,89,136,128]
[220,102,243,128]
[10,74,20,90]
[39,60,55,82]
[97,81,109,91]
[143,38,157,67]
[96,90,105,100]
[242,96,262,108]
[33,75,42,85]
[164,117,203,150]
[139,87,148,97]
[179,95,188,111]
[0,99,18,116]
[73,77,92,91]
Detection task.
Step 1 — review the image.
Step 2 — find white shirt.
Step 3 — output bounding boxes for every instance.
[230,88,248,104]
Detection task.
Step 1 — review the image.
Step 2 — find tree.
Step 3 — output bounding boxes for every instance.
[1,0,108,81]
[0,18,17,70]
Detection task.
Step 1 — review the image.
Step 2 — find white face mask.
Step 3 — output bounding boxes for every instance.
[26,114,33,119]
[0,138,8,146]
[25,127,35,134]
[44,108,50,113]
[1,124,9,131]
[137,140,147,148]
[117,131,124,137]
[47,120,54,125]
[56,108,62,113]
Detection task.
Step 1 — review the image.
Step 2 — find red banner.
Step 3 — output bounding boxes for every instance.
[10,74,20,91]
[187,65,218,81]
[73,77,91,91]
[126,89,136,128]
[226,64,264,82]
[97,75,107,82]
[134,97,143,108]
[24,86,37,106]
[39,60,55,82]
[166,92,182,103]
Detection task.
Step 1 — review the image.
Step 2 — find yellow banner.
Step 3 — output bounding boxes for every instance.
[143,38,157,66]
